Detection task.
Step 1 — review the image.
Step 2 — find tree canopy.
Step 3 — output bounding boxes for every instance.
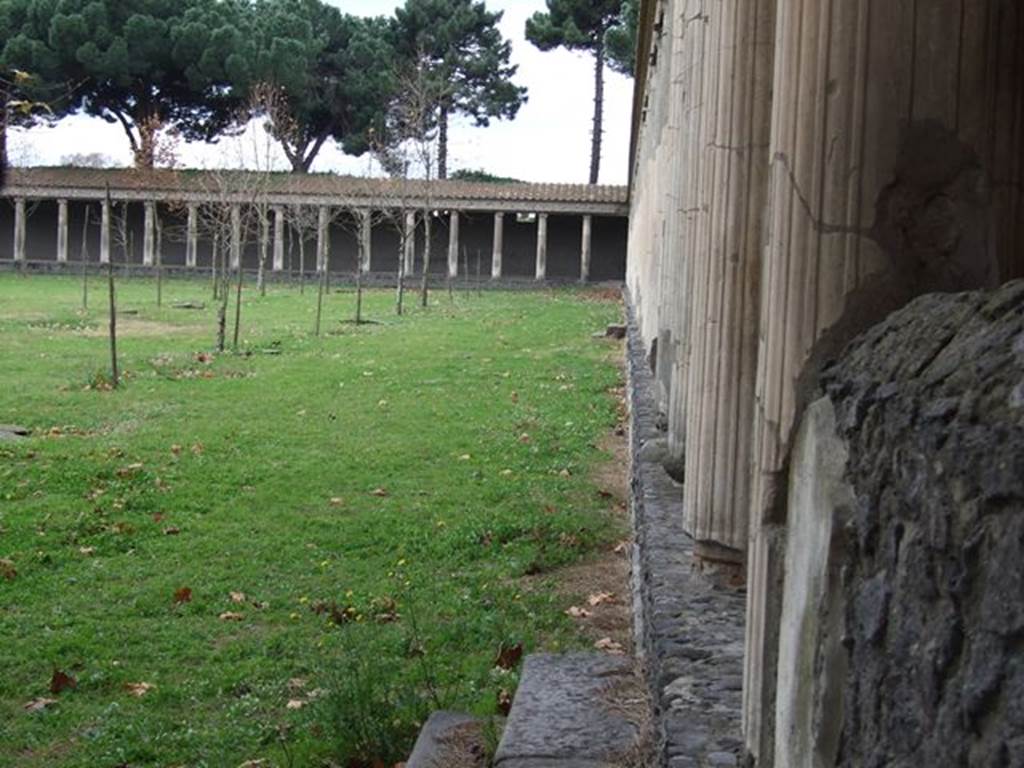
[526,0,634,183]
[392,0,526,179]
[246,1,396,173]
[2,0,250,168]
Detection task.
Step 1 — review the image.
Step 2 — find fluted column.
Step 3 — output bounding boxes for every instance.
[143,201,155,266]
[491,212,504,278]
[230,204,242,269]
[743,1,1024,763]
[186,204,198,268]
[447,211,460,278]
[273,207,285,271]
[360,210,372,273]
[580,215,592,282]
[57,199,69,263]
[535,213,548,280]
[13,198,26,263]
[403,211,416,275]
[317,206,330,272]
[100,199,111,264]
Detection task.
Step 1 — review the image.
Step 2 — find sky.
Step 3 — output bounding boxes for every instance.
[8,0,634,186]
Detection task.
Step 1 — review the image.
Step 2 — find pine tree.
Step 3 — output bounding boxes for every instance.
[526,0,635,184]
[393,0,526,179]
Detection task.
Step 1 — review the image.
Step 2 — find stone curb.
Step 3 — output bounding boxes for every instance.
[623,293,746,767]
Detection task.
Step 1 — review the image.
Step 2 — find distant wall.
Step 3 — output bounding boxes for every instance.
[0,199,628,281]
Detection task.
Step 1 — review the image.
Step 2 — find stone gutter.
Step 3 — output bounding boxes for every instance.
[624,293,747,768]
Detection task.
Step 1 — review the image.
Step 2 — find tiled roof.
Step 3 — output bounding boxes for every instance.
[2,167,628,208]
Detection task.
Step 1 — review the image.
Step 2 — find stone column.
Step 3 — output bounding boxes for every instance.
[100,198,111,264]
[317,205,330,272]
[743,2,1024,763]
[580,215,592,282]
[230,204,241,270]
[403,211,416,275]
[57,199,69,263]
[360,210,372,273]
[13,198,26,263]
[535,213,548,280]
[447,210,460,278]
[186,204,198,268]
[272,207,285,272]
[143,200,156,266]
[491,212,504,279]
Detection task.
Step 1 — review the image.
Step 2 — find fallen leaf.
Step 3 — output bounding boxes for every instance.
[78,547,96,557]
[49,670,77,694]
[219,612,244,621]
[458,454,471,461]
[287,677,308,691]
[566,606,591,619]
[124,682,155,697]
[594,637,625,655]
[173,587,192,604]
[229,591,246,604]
[286,699,306,710]
[329,497,345,507]
[496,687,513,715]
[371,487,389,497]
[510,391,519,403]
[116,463,144,478]
[170,444,182,456]
[559,468,572,478]
[500,469,513,476]
[494,642,523,670]
[23,697,58,713]
[0,558,17,581]
[597,489,614,499]
[163,527,181,536]
[152,512,165,523]
[518,433,531,444]
[587,592,616,607]
[613,540,630,555]
[190,443,204,456]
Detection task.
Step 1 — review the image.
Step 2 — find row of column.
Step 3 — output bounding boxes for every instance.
[629,0,1024,765]
[9,201,596,281]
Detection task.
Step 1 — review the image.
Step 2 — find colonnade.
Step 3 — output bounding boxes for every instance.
[8,198,597,281]
[628,0,1024,763]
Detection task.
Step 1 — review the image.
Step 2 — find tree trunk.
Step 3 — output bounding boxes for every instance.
[81,205,90,311]
[420,211,431,307]
[155,212,163,308]
[257,209,269,296]
[438,106,449,180]
[232,249,243,349]
[396,245,405,316]
[1,86,9,184]
[589,37,606,185]
[212,232,220,300]
[315,263,326,335]
[217,240,229,352]
[298,235,306,294]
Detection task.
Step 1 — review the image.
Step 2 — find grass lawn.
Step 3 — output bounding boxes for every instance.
[0,273,626,767]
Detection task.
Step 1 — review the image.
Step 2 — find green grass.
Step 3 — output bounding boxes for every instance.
[0,273,625,767]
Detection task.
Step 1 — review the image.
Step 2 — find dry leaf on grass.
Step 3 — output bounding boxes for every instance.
[286,699,306,710]
[566,606,591,619]
[588,592,616,607]
[229,591,246,604]
[78,547,96,556]
[24,697,58,713]
[50,670,77,694]
[219,612,245,622]
[494,642,523,670]
[124,682,155,697]
[371,487,389,497]
[163,527,181,536]
[1,558,17,581]
[594,637,625,655]
[173,587,192,604]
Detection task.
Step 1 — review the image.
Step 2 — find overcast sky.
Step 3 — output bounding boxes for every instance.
[8,0,634,185]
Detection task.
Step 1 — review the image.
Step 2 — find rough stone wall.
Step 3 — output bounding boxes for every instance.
[817,281,1024,768]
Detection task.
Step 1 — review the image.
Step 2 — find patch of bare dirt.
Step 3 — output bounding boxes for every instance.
[78,319,203,338]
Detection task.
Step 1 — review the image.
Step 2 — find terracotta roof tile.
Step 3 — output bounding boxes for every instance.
[3,167,628,208]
